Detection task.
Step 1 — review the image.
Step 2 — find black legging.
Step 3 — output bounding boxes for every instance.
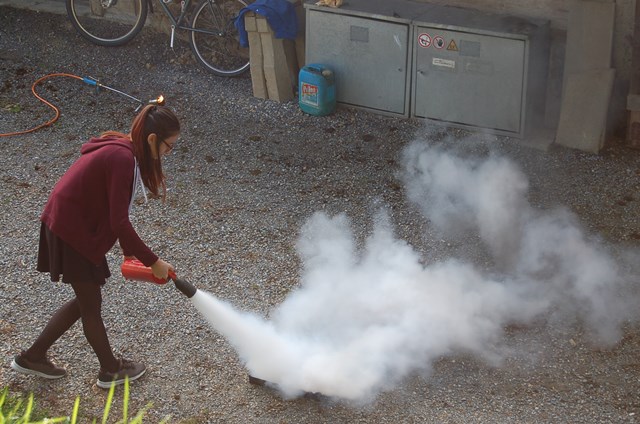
[24,280,119,372]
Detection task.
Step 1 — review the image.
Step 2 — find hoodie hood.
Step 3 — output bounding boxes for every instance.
[80,136,133,155]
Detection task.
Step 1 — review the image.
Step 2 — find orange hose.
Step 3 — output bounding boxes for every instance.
[0,73,83,138]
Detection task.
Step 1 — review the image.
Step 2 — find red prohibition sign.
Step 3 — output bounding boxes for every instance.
[418,33,432,48]
[434,36,445,49]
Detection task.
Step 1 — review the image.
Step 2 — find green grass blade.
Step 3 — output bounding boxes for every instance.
[8,398,23,421]
[39,417,69,423]
[21,393,34,422]
[129,402,152,424]
[0,384,162,424]
[101,382,116,424]
[122,377,129,424]
[70,396,81,424]
[0,387,7,409]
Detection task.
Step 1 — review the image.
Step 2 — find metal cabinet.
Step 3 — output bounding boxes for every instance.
[304,0,426,117]
[412,27,527,134]
[304,0,550,137]
[411,7,550,137]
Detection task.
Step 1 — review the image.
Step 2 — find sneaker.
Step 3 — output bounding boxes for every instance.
[97,358,146,389]
[10,352,66,379]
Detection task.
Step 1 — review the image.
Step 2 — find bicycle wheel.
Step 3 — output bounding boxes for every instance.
[189,0,250,77]
[66,0,148,46]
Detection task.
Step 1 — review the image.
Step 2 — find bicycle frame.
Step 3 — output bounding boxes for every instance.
[151,0,226,43]
[66,0,250,76]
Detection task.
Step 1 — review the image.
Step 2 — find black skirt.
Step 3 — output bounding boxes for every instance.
[37,223,111,285]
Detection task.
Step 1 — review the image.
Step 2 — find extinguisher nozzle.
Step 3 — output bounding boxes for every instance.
[173,278,197,298]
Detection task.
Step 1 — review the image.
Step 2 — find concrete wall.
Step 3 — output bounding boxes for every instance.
[611,0,637,135]
[413,0,569,29]
[412,0,635,82]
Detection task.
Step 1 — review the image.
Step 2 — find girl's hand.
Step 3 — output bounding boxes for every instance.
[150,258,175,280]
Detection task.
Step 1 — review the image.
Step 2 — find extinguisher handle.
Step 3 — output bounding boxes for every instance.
[121,257,178,285]
[155,269,177,284]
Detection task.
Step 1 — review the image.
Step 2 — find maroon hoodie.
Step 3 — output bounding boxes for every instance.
[41,136,158,267]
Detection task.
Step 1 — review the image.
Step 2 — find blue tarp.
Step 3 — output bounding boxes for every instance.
[234,0,298,48]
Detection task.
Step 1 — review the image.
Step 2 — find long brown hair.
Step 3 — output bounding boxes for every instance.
[104,105,180,198]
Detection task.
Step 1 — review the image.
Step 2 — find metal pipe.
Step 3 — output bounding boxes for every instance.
[82,76,143,104]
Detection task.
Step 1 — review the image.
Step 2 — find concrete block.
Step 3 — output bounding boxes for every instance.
[564,0,615,76]
[628,111,640,147]
[261,32,294,101]
[248,31,268,99]
[556,69,615,153]
[557,0,616,151]
[245,12,297,102]
[245,14,258,32]
[284,39,300,87]
[256,16,271,33]
[627,94,640,111]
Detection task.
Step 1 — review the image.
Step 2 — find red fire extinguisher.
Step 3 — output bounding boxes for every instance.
[121,257,176,285]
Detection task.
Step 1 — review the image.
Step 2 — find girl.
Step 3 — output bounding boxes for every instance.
[11,104,180,389]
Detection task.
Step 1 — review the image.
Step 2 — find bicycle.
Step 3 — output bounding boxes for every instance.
[65,0,250,77]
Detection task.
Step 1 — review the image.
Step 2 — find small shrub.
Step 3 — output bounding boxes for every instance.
[1,378,168,423]
[0,387,67,423]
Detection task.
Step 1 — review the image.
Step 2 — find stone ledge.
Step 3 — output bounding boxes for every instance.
[627,94,640,111]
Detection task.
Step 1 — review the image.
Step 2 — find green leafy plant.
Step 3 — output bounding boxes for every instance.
[0,387,67,423]
[0,378,169,424]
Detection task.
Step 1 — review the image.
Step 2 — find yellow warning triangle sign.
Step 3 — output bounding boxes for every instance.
[447,39,458,51]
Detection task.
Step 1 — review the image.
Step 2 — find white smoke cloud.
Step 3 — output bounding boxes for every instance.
[191,138,638,402]
[400,141,634,344]
[401,141,530,267]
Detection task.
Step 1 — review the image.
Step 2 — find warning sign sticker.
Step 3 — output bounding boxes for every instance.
[434,36,445,49]
[417,33,432,48]
[447,39,459,51]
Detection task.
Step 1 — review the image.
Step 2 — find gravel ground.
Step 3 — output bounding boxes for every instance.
[1,5,640,423]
